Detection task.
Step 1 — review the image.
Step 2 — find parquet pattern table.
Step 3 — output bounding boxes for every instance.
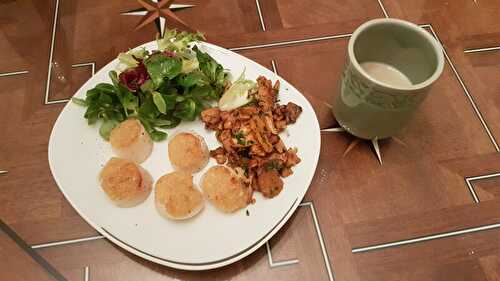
[1,1,500,280]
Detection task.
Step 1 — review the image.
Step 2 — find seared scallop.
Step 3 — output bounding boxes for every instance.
[168,132,209,173]
[110,119,153,164]
[201,166,250,213]
[155,171,204,220]
[99,157,152,207]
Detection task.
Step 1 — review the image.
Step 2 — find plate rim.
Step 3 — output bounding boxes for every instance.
[48,41,321,270]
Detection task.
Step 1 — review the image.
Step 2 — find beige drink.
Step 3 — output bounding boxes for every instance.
[334,62,418,139]
[360,62,412,88]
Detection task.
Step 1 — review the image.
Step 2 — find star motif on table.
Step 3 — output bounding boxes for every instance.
[321,102,407,165]
[322,126,407,165]
[122,0,196,37]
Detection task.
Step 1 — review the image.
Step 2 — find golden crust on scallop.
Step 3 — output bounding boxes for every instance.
[110,119,141,148]
[201,166,250,213]
[99,157,152,207]
[110,119,152,164]
[155,171,204,220]
[168,132,209,173]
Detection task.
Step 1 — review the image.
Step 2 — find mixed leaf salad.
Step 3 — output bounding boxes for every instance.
[72,30,233,141]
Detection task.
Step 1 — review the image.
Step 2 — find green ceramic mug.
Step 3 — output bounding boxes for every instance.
[333,18,444,140]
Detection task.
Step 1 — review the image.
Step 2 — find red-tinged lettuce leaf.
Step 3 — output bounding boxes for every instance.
[119,62,150,92]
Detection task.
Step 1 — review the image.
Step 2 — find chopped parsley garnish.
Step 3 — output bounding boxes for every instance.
[234,131,247,145]
[265,160,282,171]
[241,161,248,171]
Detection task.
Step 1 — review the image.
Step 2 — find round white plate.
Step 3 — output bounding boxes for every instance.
[48,41,321,270]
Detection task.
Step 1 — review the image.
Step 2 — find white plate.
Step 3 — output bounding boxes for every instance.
[48,41,321,270]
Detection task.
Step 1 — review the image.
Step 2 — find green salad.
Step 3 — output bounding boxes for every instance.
[72,30,229,141]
